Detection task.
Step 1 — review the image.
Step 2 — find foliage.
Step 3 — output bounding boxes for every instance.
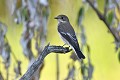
[13,0,49,79]
[0,0,49,79]
[0,0,120,80]
[85,0,120,61]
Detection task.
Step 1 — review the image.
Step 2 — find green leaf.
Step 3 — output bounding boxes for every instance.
[22,8,29,21]
[86,44,90,53]
[106,11,114,25]
[105,0,109,6]
[77,7,84,26]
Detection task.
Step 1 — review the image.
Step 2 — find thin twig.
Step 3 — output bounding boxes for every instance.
[56,54,59,80]
[86,0,120,42]
[19,43,72,80]
[6,68,9,80]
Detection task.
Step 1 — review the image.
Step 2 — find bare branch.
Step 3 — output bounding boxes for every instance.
[19,43,72,80]
[86,0,120,42]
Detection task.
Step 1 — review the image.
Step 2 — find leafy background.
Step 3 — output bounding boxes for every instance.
[0,0,120,80]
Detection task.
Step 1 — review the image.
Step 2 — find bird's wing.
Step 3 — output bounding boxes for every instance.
[59,31,79,48]
[58,23,79,48]
[59,28,85,59]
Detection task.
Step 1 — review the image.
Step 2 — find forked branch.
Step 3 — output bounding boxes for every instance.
[86,0,120,42]
[20,43,72,80]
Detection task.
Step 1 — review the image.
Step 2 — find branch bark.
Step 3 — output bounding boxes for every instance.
[19,43,72,80]
[86,0,120,42]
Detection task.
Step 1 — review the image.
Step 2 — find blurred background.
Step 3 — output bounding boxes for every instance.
[0,0,120,80]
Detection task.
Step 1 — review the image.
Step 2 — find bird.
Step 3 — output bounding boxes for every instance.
[54,14,85,59]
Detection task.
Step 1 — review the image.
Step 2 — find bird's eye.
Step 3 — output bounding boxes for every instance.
[61,17,64,19]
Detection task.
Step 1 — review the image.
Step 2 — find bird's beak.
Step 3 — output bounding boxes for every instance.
[54,16,58,19]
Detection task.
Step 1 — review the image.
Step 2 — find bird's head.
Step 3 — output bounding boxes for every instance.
[54,15,69,23]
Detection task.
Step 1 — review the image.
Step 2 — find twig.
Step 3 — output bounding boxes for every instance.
[86,0,120,42]
[19,43,72,80]
[6,68,9,80]
[56,54,59,80]
[0,72,4,80]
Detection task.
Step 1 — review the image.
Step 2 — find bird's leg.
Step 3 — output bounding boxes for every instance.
[62,43,67,47]
[68,45,70,48]
[62,43,71,48]
[62,43,67,53]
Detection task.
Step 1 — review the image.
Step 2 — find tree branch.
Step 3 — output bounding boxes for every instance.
[19,43,72,80]
[86,0,120,42]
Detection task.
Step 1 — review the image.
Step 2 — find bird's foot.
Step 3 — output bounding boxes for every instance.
[62,43,66,47]
[68,46,70,48]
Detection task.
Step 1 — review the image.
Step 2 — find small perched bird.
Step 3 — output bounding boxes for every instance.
[54,15,85,59]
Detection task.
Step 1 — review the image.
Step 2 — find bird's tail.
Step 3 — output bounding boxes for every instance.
[74,48,85,59]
